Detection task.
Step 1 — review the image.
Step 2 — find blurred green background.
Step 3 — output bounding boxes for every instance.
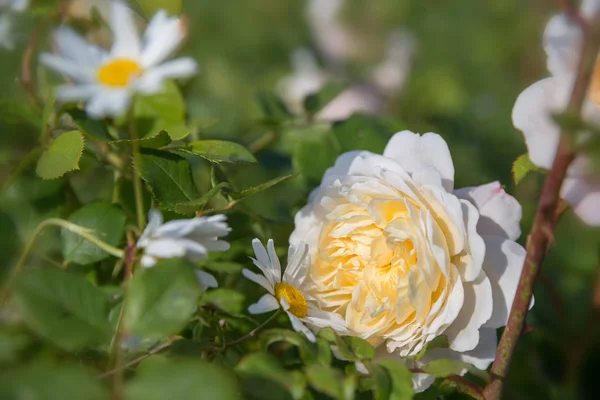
[1,0,600,398]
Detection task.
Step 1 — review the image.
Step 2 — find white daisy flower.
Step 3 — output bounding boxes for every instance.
[0,0,29,50]
[40,0,198,118]
[137,209,231,289]
[242,238,347,342]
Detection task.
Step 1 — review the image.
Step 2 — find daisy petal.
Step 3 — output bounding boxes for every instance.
[288,313,316,342]
[40,53,96,83]
[283,243,309,285]
[109,0,140,58]
[139,10,185,67]
[267,239,282,284]
[55,85,100,103]
[53,27,105,67]
[85,89,131,119]
[135,57,198,94]
[242,268,275,295]
[195,270,218,288]
[248,294,280,314]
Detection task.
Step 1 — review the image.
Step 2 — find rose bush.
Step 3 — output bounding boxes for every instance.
[291,130,527,390]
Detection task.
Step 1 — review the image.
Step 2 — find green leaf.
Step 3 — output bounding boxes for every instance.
[125,356,239,400]
[304,81,346,115]
[365,362,391,400]
[110,130,172,149]
[332,115,391,153]
[342,336,375,360]
[512,153,541,184]
[230,173,298,201]
[169,182,229,214]
[236,352,306,400]
[0,363,107,400]
[202,261,244,274]
[305,364,345,399]
[67,108,114,142]
[415,335,449,360]
[36,131,84,180]
[200,288,245,315]
[422,358,471,378]
[292,129,338,185]
[123,258,202,340]
[62,202,126,265]
[180,140,257,163]
[14,268,112,351]
[134,82,189,140]
[378,361,414,400]
[261,329,317,364]
[131,0,182,19]
[135,148,199,207]
[256,91,293,119]
[317,327,354,361]
[0,332,30,363]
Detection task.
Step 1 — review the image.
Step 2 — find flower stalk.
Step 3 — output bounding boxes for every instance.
[128,107,146,230]
[483,7,600,400]
[0,218,125,306]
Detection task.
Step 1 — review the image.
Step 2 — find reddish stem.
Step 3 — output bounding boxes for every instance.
[483,7,599,400]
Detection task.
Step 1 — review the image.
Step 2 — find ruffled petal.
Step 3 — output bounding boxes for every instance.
[455,181,522,240]
[481,235,527,328]
[543,14,581,77]
[383,130,455,191]
[512,77,569,169]
[443,271,493,352]
[561,175,600,226]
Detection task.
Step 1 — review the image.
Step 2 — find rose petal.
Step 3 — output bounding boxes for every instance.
[383,130,455,191]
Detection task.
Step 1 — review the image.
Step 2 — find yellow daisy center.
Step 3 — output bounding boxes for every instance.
[97,59,142,87]
[274,282,308,318]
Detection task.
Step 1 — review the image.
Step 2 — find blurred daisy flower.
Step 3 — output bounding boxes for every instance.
[242,239,347,342]
[40,0,198,118]
[137,209,231,289]
[0,0,28,50]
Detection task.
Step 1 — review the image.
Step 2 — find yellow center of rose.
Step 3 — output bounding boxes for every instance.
[97,59,142,87]
[275,282,308,318]
[308,187,457,353]
[590,58,600,108]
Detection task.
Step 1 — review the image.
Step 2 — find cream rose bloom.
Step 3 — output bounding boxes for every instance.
[512,0,600,225]
[290,131,527,391]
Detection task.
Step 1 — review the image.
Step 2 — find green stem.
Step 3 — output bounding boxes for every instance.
[128,109,145,230]
[0,218,125,306]
[224,309,281,348]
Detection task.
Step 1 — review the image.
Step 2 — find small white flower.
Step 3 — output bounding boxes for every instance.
[242,238,347,342]
[277,49,383,122]
[137,209,230,288]
[512,0,600,225]
[277,49,330,114]
[0,0,29,50]
[40,0,198,118]
[371,30,416,96]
